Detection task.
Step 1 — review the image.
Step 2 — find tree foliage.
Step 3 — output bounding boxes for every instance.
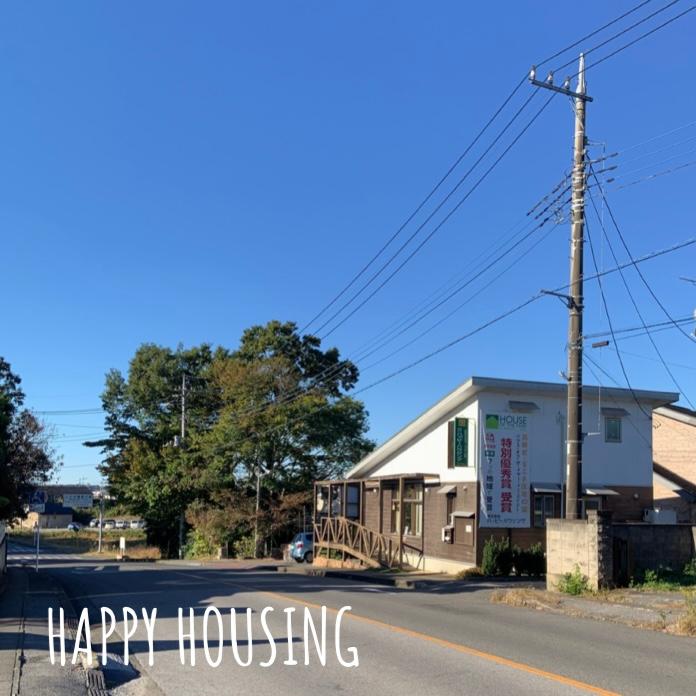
[90,322,374,555]
[0,357,60,520]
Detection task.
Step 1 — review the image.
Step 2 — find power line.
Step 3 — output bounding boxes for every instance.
[586,183,694,408]
[298,75,529,334]
[553,0,682,73]
[300,0,664,334]
[584,3,696,73]
[584,315,693,339]
[583,355,653,447]
[590,167,696,346]
[318,91,557,339]
[312,89,544,338]
[584,216,652,417]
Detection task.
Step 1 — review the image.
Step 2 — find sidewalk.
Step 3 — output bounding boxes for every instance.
[0,566,95,696]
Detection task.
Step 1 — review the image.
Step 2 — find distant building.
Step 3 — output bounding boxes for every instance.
[20,503,73,529]
[315,376,677,573]
[653,404,696,522]
[38,485,94,510]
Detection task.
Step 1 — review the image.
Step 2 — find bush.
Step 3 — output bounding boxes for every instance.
[481,537,513,576]
[233,535,257,559]
[557,565,589,595]
[683,558,696,578]
[511,543,545,577]
[184,529,217,559]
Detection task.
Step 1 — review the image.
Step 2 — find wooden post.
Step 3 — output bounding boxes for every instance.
[398,477,404,568]
[378,480,383,534]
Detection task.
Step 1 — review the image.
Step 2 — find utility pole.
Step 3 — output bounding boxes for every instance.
[98,485,104,553]
[178,373,186,559]
[531,54,592,520]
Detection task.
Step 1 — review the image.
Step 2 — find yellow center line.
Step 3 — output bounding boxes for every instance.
[171,569,620,695]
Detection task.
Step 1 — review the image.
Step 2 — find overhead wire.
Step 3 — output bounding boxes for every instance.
[586,177,694,407]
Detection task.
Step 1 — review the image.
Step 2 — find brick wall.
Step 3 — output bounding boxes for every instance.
[654,412,696,486]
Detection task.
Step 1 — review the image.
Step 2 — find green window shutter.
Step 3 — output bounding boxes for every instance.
[447,421,454,469]
[454,418,468,467]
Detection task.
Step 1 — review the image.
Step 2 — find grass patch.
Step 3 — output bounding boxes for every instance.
[456,566,484,580]
[11,528,147,555]
[491,588,562,609]
[630,560,696,592]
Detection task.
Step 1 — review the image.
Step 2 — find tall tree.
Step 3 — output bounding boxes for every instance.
[92,323,374,555]
[0,357,59,520]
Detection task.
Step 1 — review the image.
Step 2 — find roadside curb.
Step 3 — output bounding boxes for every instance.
[276,565,428,589]
[44,572,109,696]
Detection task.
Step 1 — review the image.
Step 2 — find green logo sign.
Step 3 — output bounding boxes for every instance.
[485,414,499,429]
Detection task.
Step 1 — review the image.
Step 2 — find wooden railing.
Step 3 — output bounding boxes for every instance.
[314,517,403,569]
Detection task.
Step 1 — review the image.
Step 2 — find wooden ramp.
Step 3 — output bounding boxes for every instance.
[314,517,404,569]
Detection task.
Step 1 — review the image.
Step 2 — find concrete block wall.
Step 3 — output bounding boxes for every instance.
[612,523,696,574]
[546,512,612,591]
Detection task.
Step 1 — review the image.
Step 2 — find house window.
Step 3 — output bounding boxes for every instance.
[533,494,556,528]
[403,483,423,537]
[605,416,622,443]
[346,484,360,519]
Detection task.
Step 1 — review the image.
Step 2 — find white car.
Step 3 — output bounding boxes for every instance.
[115,520,129,530]
[130,519,145,529]
[89,518,99,528]
[103,519,116,530]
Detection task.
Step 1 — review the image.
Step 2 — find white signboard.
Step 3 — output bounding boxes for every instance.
[29,490,47,514]
[479,412,530,528]
[63,493,93,509]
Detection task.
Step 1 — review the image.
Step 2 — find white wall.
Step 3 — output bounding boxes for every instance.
[364,388,654,487]
[476,390,653,487]
[365,400,479,482]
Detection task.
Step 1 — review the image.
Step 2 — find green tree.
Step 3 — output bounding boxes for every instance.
[92,323,374,556]
[0,357,59,520]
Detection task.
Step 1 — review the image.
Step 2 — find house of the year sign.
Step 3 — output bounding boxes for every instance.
[479,413,530,528]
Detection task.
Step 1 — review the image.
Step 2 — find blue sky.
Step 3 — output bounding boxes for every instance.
[2,1,695,484]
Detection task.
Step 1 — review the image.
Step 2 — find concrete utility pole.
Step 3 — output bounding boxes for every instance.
[98,486,104,553]
[531,54,592,519]
[178,373,186,559]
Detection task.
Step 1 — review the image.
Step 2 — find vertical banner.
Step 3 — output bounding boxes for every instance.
[479,413,530,528]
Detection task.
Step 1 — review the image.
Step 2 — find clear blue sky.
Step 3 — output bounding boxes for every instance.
[3,1,695,484]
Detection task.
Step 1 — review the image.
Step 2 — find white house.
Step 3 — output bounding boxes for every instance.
[315,376,677,573]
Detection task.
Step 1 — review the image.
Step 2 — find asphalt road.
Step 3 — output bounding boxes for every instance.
[8,544,696,696]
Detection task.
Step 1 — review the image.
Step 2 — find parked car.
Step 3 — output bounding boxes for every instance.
[88,518,99,528]
[67,522,82,532]
[115,520,129,529]
[103,519,116,530]
[289,532,313,563]
[130,519,145,529]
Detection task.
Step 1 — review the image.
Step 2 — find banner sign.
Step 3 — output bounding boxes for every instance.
[453,417,468,466]
[479,413,530,527]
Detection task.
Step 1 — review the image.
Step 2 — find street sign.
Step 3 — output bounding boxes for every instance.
[29,490,47,514]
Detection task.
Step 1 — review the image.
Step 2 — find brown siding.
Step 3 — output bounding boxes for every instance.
[363,486,380,532]
[423,482,477,565]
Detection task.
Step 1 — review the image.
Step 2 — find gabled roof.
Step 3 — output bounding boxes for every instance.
[348,376,678,480]
[654,404,696,428]
[654,462,696,502]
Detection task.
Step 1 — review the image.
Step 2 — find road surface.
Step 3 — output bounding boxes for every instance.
[6,543,696,695]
